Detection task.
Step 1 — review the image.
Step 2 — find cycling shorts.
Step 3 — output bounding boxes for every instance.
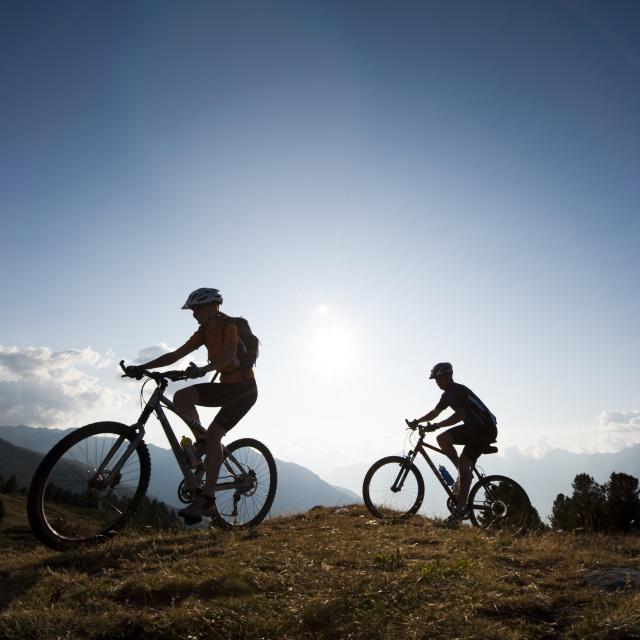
[445,422,497,463]
[192,379,258,432]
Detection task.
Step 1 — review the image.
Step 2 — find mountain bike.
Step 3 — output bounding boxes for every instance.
[27,361,277,551]
[362,420,531,535]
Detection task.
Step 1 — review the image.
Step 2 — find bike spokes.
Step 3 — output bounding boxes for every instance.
[363,456,425,519]
[213,438,277,528]
[28,423,151,550]
[45,436,141,538]
[468,475,531,536]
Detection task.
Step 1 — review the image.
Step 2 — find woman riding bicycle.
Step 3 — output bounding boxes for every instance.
[126,287,258,524]
[412,362,497,525]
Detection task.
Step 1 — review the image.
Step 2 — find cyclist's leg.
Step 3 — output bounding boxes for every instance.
[199,380,258,496]
[455,423,496,511]
[436,430,460,467]
[202,422,225,496]
[173,385,207,439]
[456,451,476,511]
[441,425,482,511]
[178,383,243,522]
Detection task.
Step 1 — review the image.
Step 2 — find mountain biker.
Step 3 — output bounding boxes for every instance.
[413,362,497,525]
[126,287,258,524]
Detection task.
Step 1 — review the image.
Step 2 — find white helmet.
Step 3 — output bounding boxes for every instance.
[429,362,453,379]
[181,288,223,309]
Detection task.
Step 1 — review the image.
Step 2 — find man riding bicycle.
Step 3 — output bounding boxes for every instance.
[413,362,497,525]
[127,287,258,524]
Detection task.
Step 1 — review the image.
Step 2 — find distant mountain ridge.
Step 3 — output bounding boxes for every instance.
[0,425,361,516]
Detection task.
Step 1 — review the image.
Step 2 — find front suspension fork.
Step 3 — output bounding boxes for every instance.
[392,451,418,492]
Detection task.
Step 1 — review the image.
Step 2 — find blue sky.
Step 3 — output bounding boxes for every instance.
[1,1,639,475]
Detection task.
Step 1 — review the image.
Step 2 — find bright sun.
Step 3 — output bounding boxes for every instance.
[306,305,359,373]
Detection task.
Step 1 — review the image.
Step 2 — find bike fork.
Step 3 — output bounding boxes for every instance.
[392,452,417,492]
[93,429,145,486]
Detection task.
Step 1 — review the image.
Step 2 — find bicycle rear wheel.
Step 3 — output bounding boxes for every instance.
[467,474,531,536]
[27,422,151,550]
[363,456,424,519]
[213,438,277,529]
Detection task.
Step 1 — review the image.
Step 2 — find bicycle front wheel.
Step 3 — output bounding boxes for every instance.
[213,438,277,529]
[27,422,151,550]
[467,474,531,536]
[363,456,425,520]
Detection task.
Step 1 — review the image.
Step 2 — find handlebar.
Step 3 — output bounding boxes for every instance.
[119,360,204,383]
[405,418,438,436]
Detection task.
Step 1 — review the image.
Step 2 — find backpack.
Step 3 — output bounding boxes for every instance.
[219,313,260,369]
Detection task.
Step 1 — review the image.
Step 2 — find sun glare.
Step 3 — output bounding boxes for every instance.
[305,305,359,373]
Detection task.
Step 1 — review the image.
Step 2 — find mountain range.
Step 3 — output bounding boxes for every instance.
[5,424,638,524]
[0,425,361,516]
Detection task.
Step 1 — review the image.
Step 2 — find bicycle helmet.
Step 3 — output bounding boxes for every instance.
[181,288,223,309]
[429,362,453,379]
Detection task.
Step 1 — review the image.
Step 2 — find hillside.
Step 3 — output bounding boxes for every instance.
[1,497,639,639]
[0,438,46,489]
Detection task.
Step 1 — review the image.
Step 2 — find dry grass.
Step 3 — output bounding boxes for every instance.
[1,498,639,639]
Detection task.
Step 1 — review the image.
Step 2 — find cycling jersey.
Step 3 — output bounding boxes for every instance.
[435,382,497,428]
[182,318,255,383]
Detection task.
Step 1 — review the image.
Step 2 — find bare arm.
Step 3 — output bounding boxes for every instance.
[417,407,443,423]
[433,410,465,429]
[139,325,238,374]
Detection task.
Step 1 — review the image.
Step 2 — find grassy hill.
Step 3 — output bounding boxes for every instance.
[0,497,639,639]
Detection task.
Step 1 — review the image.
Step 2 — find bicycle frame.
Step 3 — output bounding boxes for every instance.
[95,376,248,495]
[399,430,487,500]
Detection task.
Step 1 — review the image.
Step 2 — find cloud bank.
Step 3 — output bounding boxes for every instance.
[592,409,640,451]
[599,409,640,432]
[0,345,130,428]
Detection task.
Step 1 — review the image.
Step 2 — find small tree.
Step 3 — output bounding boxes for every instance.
[550,493,571,530]
[550,474,607,532]
[606,472,640,532]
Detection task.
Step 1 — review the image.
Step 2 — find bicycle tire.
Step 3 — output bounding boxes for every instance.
[363,456,425,520]
[27,422,151,550]
[212,437,277,529]
[467,474,531,536]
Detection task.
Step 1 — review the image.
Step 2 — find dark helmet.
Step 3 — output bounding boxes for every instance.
[181,288,223,309]
[429,362,453,379]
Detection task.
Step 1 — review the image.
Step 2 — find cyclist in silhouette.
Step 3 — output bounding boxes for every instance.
[413,362,497,525]
[127,288,257,524]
